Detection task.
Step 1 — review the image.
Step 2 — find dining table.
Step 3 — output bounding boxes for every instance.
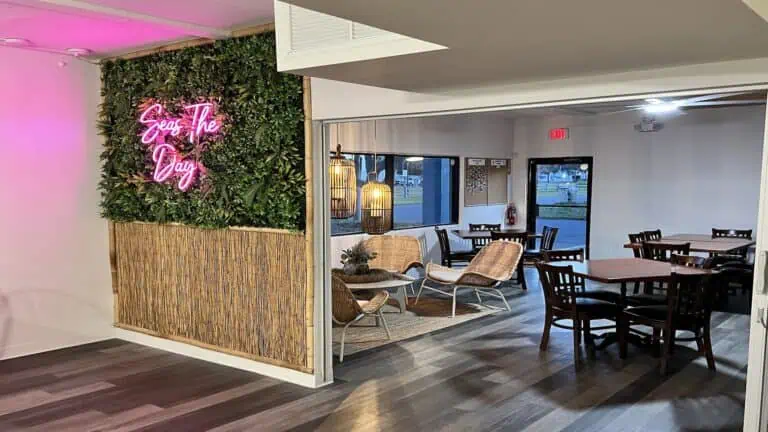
[547,257,712,353]
[623,233,755,254]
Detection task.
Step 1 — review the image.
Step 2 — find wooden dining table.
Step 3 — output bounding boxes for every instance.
[623,233,755,254]
[547,257,712,352]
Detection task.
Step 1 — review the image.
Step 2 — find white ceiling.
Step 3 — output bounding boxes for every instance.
[283,0,768,91]
[0,0,274,57]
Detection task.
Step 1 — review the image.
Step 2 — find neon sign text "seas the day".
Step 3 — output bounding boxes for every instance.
[137,99,225,192]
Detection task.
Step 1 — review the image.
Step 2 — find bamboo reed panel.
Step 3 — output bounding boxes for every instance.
[114,222,308,371]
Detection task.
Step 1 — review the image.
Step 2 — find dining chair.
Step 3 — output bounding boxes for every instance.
[468,223,502,252]
[643,242,690,262]
[332,276,391,362]
[627,232,647,294]
[620,272,715,375]
[541,248,620,304]
[435,227,476,268]
[524,225,559,262]
[415,241,522,318]
[490,231,529,290]
[536,262,620,369]
[643,229,663,241]
[711,228,752,260]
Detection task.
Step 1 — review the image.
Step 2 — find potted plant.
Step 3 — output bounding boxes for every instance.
[340,241,377,275]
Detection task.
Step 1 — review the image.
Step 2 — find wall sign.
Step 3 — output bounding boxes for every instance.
[138,99,225,191]
[549,127,570,141]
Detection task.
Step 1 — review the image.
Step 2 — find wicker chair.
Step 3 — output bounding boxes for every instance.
[332,276,391,362]
[364,235,424,294]
[415,241,523,318]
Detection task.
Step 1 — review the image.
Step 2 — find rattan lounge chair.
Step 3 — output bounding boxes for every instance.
[332,276,391,362]
[364,235,424,294]
[414,241,523,318]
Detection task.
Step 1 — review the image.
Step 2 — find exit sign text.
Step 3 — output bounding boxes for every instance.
[549,128,569,141]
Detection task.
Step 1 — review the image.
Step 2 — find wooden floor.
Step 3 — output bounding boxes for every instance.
[0,269,749,431]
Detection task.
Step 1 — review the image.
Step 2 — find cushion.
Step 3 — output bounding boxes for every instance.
[624,305,668,321]
[578,290,621,304]
[626,294,667,306]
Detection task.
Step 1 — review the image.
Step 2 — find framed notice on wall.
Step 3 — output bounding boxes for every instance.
[464,158,509,206]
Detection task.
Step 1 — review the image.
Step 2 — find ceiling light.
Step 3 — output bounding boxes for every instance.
[405,156,424,162]
[65,48,92,57]
[0,37,31,46]
[643,100,682,114]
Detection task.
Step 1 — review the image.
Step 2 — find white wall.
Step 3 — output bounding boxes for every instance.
[511,105,765,258]
[0,48,113,359]
[329,115,514,267]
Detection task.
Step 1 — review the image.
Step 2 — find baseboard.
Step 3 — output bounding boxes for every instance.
[1,336,114,361]
[115,328,328,388]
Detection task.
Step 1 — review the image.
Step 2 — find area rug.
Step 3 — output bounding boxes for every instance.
[332,296,502,358]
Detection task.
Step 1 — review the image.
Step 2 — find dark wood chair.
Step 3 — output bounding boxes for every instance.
[643,229,662,241]
[711,228,752,260]
[536,262,620,369]
[643,242,690,262]
[490,231,528,290]
[524,225,559,262]
[542,248,621,304]
[620,272,715,375]
[435,227,476,268]
[468,223,501,252]
[627,232,646,294]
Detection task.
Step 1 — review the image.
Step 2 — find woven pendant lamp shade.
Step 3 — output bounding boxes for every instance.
[329,144,357,219]
[361,179,392,234]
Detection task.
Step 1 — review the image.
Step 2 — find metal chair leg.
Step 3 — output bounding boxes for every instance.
[452,286,460,318]
[415,279,428,305]
[475,289,483,304]
[377,310,391,339]
[492,288,511,312]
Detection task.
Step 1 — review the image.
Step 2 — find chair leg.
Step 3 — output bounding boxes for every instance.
[415,279,428,305]
[660,326,673,376]
[573,317,582,369]
[703,324,716,372]
[540,310,553,351]
[652,328,661,357]
[474,289,483,304]
[618,314,627,359]
[492,288,511,312]
[377,310,391,339]
[583,318,595,360]
[452,286,459,318]
[517,261,527,290]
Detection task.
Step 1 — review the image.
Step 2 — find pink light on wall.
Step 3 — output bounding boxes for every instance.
[138,98,225,192]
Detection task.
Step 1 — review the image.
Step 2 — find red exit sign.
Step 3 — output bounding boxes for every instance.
[549,128,570,141]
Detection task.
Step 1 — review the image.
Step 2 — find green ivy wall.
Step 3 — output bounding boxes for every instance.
[99,32,306,230]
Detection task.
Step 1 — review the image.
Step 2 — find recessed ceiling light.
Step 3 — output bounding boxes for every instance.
[0,37,31,46]
[65,48,92,57]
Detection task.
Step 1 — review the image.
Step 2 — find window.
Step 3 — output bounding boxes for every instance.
[330,153,459,236]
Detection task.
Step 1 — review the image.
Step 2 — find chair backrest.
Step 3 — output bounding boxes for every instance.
[712,228,752,240]
[469,224,501,250]
[364,235,423,274]
[541,226,559,251]
[628,232,645,258]
[643,229,663,241]
[461,241,523,285]
[667,273,711,325]
[536,262,583,309]
[490,230,527,245]
[435,227,452,257]
[670,254,706,268]
[542,248,584,263]
[331,276,362,324]
[643,242,690,262]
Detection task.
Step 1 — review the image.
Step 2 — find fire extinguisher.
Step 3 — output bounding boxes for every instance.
[505,203,517,226]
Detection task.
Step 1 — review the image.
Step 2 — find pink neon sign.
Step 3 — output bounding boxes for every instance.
[138,98,225,192]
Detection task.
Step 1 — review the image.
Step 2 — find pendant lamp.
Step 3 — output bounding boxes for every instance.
[329,124,357,219]
[361,121,392,234]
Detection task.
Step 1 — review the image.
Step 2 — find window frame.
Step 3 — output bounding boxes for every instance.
[330,151,460,237]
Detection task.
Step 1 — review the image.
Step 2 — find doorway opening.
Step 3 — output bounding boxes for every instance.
[527,157,593,257]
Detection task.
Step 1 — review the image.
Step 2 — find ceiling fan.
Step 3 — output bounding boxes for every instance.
[602,92,765,116]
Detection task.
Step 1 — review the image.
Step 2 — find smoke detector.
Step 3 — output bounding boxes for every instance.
[634,116,664,133]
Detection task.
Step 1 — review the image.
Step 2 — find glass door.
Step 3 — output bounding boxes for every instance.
[526,157,593,257]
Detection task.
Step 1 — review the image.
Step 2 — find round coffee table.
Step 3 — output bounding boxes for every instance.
[345,275,414,313]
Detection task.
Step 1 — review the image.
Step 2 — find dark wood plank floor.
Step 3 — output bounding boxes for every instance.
[0,269,748,431]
